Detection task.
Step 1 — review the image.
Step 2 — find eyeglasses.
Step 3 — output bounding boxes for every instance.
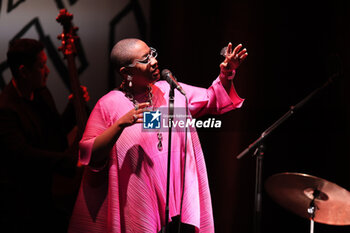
[127,47,158,67]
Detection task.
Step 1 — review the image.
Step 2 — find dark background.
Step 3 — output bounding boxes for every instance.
[0,0,349,232]
[151,1,350,232]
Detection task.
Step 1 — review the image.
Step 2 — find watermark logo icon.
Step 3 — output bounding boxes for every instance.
[143,110,161,129]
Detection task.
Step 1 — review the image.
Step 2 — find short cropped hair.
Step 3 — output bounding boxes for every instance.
[7,38,44,80]
[110,38,140,73]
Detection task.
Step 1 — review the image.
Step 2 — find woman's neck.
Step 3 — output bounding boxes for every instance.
[131,84,149,96]
[126,84,153,106]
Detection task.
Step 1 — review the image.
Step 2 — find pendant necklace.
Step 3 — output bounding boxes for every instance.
[125,85,163,151]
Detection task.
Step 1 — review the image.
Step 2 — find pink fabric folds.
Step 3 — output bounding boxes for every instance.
[68,77,244,233]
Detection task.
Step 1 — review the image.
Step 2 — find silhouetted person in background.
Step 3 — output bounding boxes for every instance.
[0,38,88,232]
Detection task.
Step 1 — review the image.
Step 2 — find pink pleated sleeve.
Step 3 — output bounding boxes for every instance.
[79,103,104,170]
[180,74,244,117]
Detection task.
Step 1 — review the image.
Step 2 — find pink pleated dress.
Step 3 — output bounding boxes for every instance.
[68,76,243,233]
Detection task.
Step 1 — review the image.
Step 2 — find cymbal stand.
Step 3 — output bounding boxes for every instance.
[307,189,320,233]
[253,144,264,233]
[235,71,340,233]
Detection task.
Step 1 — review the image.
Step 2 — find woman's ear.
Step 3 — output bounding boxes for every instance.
[121,66,135,82]
[120,67,127,75]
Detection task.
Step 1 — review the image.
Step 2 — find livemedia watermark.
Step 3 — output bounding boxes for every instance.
[142,107,222,132]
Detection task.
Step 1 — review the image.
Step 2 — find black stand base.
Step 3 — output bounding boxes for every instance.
[160,216,195,233]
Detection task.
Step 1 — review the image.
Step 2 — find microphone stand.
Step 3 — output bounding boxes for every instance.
[236,72,340,233]
[163,86,175,233]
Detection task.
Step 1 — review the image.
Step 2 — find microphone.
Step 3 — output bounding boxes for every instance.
[161,69,186,96]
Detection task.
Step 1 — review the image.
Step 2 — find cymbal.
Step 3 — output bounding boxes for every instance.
[265,172,350,225]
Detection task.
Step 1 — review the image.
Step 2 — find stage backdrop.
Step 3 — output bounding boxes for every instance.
[0,0,151,112]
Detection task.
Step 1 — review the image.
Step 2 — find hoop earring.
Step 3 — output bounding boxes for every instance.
[127,75,133,87]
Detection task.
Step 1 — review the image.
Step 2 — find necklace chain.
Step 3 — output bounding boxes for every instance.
[125,85,153,106]
[124,86,163,151]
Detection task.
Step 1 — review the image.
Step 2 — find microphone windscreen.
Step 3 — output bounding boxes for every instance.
[161,69,171,79]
